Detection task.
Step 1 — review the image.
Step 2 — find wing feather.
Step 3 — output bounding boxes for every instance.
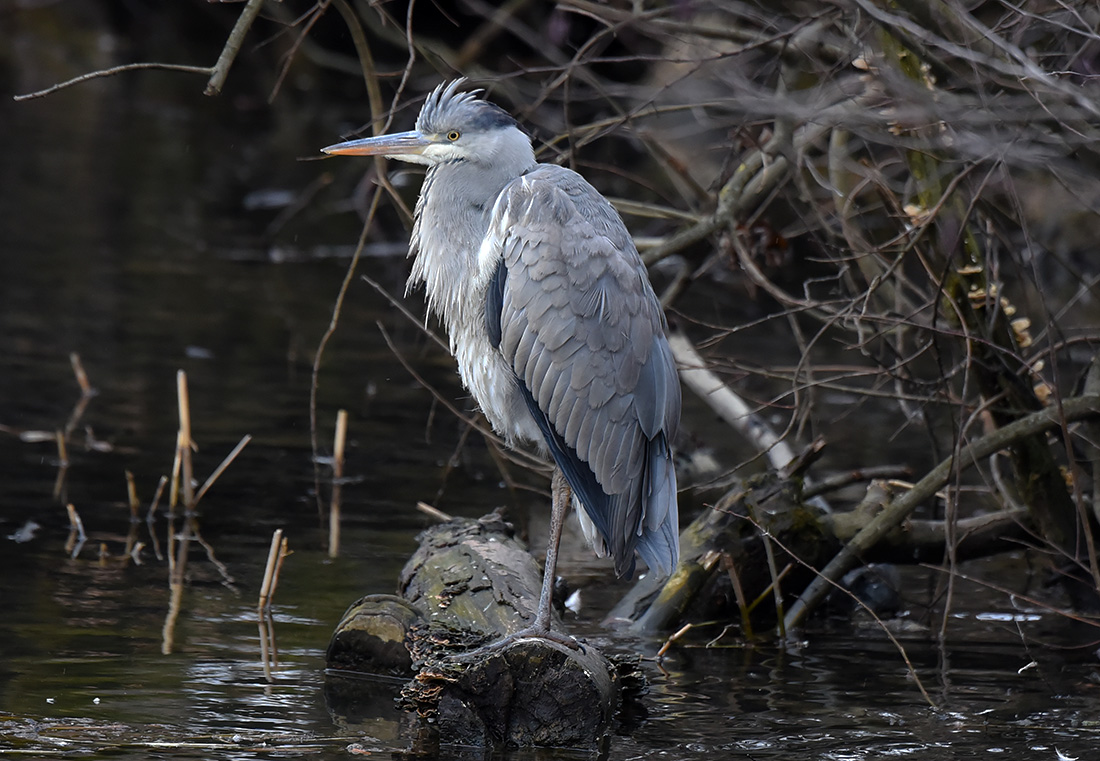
[492,165,682,577]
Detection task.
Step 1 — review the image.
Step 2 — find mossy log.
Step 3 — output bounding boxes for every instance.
[608,474,1040,635]
[606,473,830,633]
[326,513,618,750]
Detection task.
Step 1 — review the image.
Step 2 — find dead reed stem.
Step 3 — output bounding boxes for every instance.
[65,503,85,540]
[176,370,195,510]
[722,554,755,639]
[52,428,70,500]
[258,529,285,612]
[162,577,184,656]
[328,410,348,558]
[416,501,453,522]
[62,396,92,440]
[52,464,68,501]
[169,432,182,512]
[191,435,252,509]
[147,475,168,522]
[70,352,93,397]
[62,353,96,439]
[55,429,68,467]
[270,536,289,600]
[163,520,192,654]
[125,470,139,520]
[258,614,277,683]
[333,410,348,477]
[64,503,86,557]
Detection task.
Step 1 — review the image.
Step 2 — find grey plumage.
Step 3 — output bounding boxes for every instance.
[487,165,679,576]
[323,80,680,632]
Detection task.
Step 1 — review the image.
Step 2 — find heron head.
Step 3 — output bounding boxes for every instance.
[322,79,534,171]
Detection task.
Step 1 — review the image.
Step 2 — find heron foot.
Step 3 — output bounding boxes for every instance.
[453,625,584,660]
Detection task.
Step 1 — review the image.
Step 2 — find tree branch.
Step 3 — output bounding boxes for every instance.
[784,394,1100,630]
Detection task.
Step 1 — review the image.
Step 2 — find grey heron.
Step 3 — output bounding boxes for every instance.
[323,80,680,646]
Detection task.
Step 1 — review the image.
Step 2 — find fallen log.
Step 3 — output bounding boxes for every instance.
[605,473,829,634]
[607,474,1041,636]
[325,512,619,750]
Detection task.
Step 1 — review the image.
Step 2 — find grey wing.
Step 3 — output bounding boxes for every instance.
[488,166,681,578]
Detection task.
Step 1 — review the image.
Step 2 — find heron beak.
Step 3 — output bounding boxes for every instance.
[321,130,430,158]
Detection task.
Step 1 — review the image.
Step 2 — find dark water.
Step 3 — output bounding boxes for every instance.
[3,21,1100,761]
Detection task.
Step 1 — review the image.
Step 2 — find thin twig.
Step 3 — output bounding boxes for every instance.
[191,435,253,509]
[14,63,213,101]
[310,192,381,515]
[269,0,332,102]
[361,274,449,353]
[802,465,914,499]
[374,321,515,455]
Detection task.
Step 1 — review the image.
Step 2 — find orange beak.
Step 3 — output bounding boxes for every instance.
[321,131,431,158]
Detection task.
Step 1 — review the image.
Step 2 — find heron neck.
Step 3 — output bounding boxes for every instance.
[408,160,519,335]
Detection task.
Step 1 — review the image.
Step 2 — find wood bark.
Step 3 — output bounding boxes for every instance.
[326,513,618,750]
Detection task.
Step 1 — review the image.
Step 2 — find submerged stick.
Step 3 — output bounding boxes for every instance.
[258,613,277,683]
[162,522,190,655]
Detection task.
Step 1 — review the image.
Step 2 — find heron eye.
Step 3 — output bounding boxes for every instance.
[447,130,461,141]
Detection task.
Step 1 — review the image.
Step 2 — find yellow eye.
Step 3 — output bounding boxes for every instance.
[447,130,461,141]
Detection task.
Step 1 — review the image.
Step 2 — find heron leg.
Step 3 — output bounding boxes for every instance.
[532,467,571,631]
[449,468,581,658]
